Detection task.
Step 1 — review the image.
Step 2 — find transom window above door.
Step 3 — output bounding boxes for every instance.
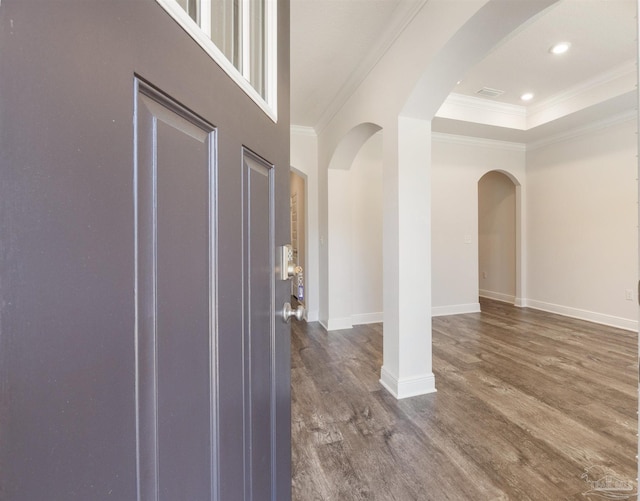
[156,0,277,121]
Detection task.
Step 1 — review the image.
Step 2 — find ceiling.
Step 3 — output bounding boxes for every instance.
[290,0,638,143]
[290,0,423,128]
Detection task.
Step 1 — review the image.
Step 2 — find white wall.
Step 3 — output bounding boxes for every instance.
[526,118,638,330]
[351,132,383,324]
[327,168,353,329]
[478,171,516,303]
[290,127,320,322]
[430,117,638,331]
[314,1,553,399]
[431,134,526,316]
[296,119,637,332]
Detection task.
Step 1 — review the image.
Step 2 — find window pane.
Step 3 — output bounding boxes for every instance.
[175,0,199,24]
[156,0,274,112]
[250,0,265,98]
[210,0,241,69]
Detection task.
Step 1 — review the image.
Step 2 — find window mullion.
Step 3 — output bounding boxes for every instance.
[153,0,277,121]
[200,0,211,38]
[265,0,276,109]
[241,0,251,82]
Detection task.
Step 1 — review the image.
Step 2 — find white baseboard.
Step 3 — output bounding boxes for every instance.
[323,316,353,331]
[321,312,382,330]
[352,312,383,325]
[305,309,319,322]
[524,298,638,332]
[432,303,481,317]
[379,366,437,399]
[479,289,515,304]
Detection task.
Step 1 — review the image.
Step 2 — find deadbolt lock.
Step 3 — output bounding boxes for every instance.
[278,244,300,280]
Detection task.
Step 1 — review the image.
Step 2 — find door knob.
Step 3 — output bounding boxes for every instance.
[282,302,305,323]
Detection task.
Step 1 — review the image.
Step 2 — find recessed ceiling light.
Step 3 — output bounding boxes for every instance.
[521,92,534,102]
[549,42,571,55]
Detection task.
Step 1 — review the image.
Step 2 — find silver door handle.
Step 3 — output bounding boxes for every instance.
[282,302,305,323]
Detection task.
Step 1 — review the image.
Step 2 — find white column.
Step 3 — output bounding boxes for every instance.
[380,116,436,399]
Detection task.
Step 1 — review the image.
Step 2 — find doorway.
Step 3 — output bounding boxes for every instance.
[290,170,306,308]
[478,170,517,305]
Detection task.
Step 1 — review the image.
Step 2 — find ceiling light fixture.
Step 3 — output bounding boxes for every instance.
[521,92,534,102]
[549,42,571,55]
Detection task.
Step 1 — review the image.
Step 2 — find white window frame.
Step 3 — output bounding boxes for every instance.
[155,0,278,123]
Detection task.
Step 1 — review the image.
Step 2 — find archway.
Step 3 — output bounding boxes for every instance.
[317,1,559,398]
[477,170,520,306]
[323,123,383,331]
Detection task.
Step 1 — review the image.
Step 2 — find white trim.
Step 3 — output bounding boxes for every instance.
[432,303,481,317]
[241,0,251,81]
[305,309,319,323]
[523,299,638,332]
[324,316,353,331]
[154,0,277,123]
[436,92,527,128]
[290,125,317,137]
[263,0,278,116]
[379,367,437,400]
[434,61,636,134]
[315,0,427,134]
[431,132,525,152]
[528,60,637,118]
[526,109,637,151]
[352,312,383,325]
[199,1,211,37]
[479,290,515,304]
[323,312,384,329]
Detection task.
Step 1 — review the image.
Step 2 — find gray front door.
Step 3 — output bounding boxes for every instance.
[0,1,291,500]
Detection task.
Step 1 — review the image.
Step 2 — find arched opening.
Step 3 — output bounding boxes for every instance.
[350,131,383,324]
[478,170,518,306]
[324,123,383,330]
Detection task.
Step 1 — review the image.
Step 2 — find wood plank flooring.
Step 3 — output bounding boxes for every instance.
[291,299,638,500]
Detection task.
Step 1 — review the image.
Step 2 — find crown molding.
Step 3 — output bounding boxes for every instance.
[439,93,527,118]
[314,0,428,135]
[526,109,637,151]
[434,61,637,134]
[432,132,526,151]
[528,59,637,117]
[290,125,317,137]
[436,93,527,129]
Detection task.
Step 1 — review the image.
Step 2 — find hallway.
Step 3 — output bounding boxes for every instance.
[291,299,638,500]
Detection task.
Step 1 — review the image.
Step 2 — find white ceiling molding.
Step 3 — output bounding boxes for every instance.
[290,125,317,137]
[314,0,427,134]
[527,59,637,129]
[529,59,636,115]
[435,60,637,136]
[436,93,527,129]
[526,109,637,151]
[432,132,526,152]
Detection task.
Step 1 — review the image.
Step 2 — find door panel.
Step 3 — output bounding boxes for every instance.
[156,113,212,501]
[242,150,275,501]
[0,1,291,500]
[135,82,216,501]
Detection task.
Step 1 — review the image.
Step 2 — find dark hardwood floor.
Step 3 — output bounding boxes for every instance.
[291,299,638,500]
